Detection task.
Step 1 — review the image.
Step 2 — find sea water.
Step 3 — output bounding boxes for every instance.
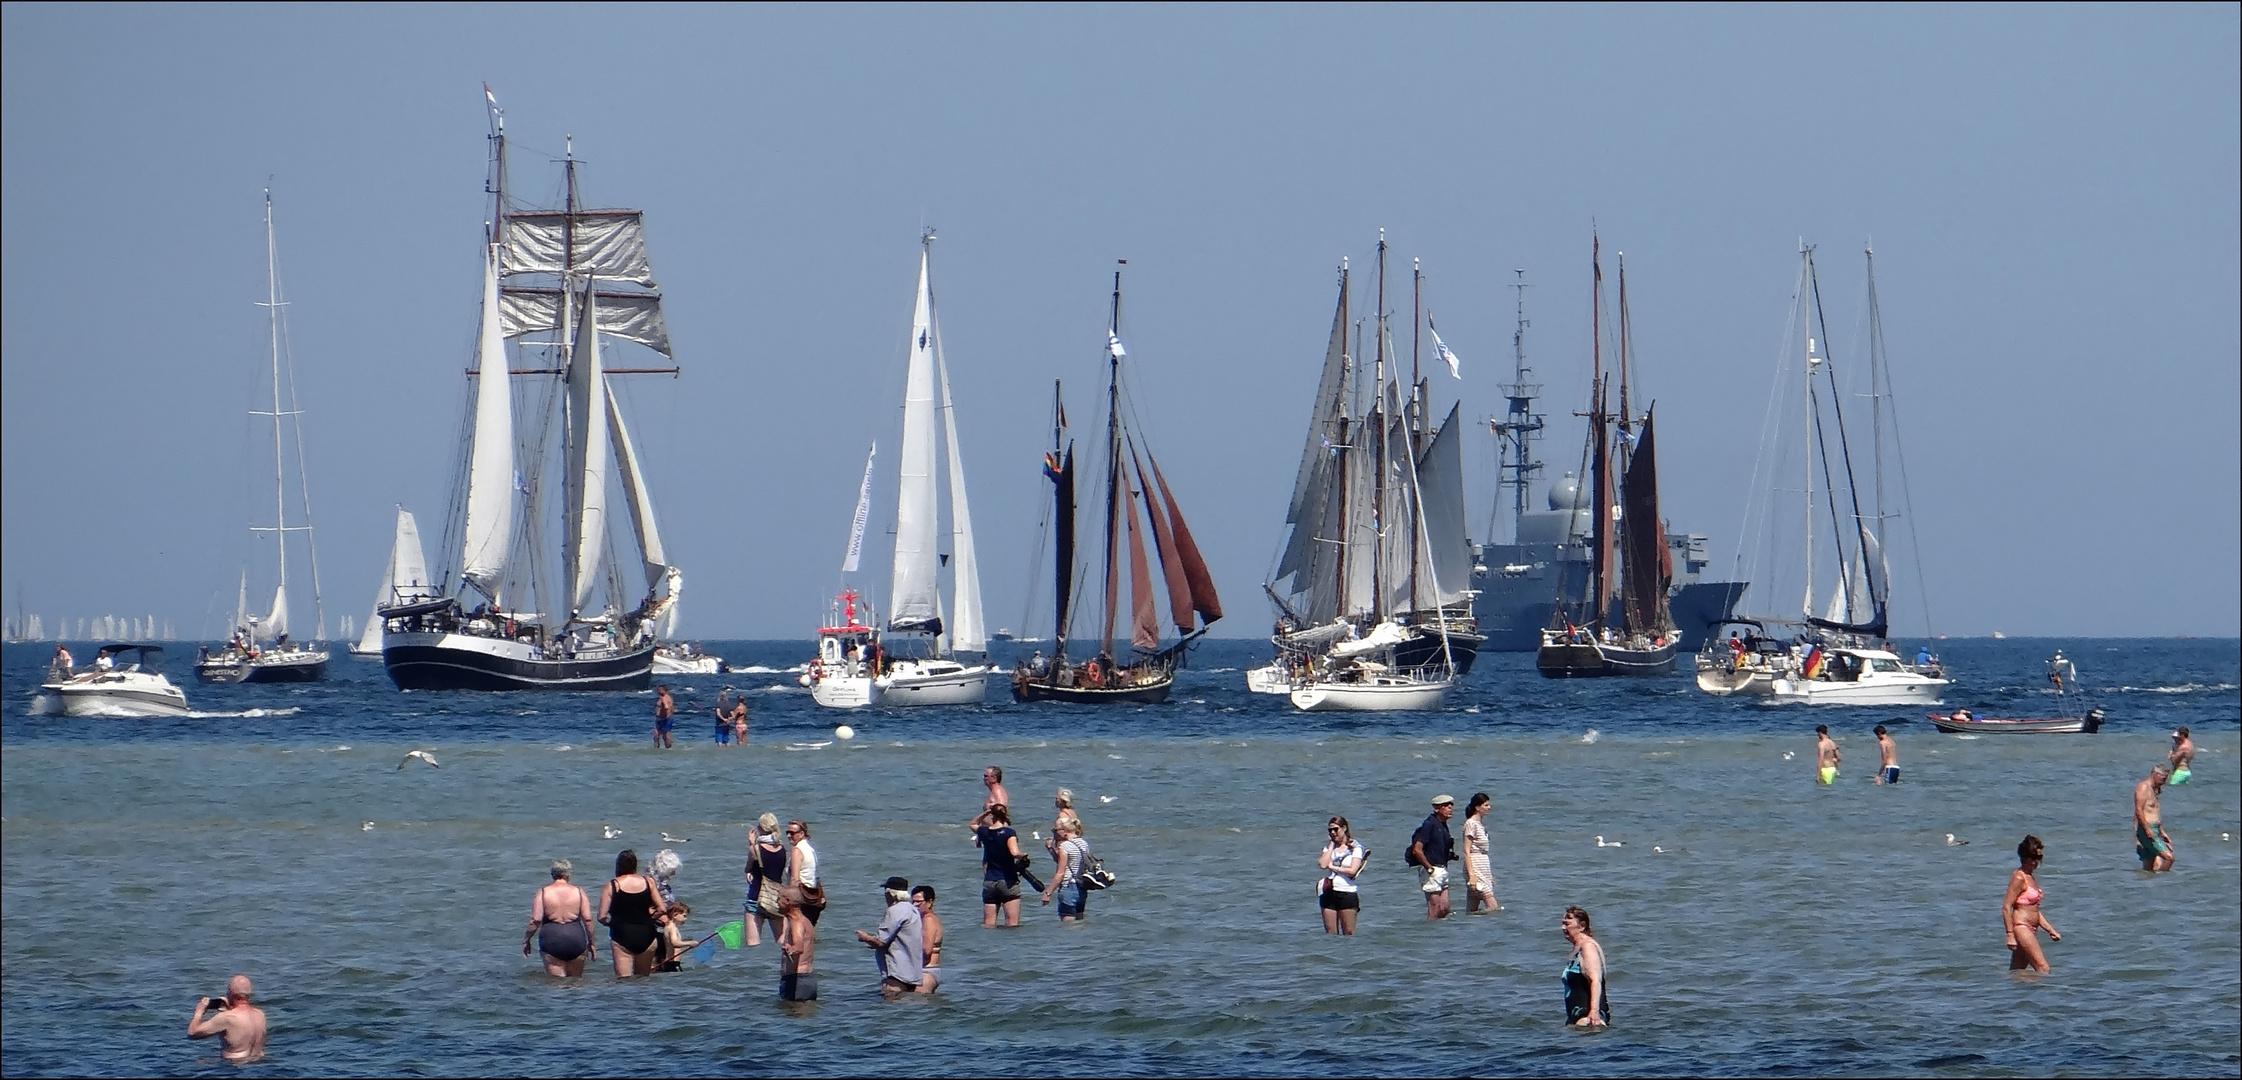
[3,638,2236,1077]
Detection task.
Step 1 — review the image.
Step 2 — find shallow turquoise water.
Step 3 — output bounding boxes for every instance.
[3,638,2236,1076]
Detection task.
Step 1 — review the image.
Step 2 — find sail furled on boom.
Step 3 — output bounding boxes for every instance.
[459,244,514,599]
[1618,409,1671,635]
[888,253,943,636]
[1415,403,1474,609]
[562,286,611,617]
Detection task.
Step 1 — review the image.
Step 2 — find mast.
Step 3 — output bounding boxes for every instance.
[263,189,290,639]
[1371,231,1388,620]
[1616,252,1633,448]
[1588,235,1615,627]
[1100,265,1125,659]
[1408,257,1422,610]
[1492,270,1543,543]
[1333,259,1351,617]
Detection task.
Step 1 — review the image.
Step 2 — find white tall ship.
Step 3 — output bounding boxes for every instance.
[1709,245,1949,705]
[806,235,991,709]
[196,190,330,685]
[349,509,435,658]
[381,94,681,691]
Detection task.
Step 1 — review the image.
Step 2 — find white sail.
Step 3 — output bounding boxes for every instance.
[235,571,249,634]
[842,442,876,573]
[257,584,288,643]
[887,252,942,633]
[360,509,430,652]
[936,341,985,653]
[604,376,669,593]
[1415,404,1474,608]
[563,285,611,617]
[459,243,514,597]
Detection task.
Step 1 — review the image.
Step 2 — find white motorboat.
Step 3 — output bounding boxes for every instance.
[653,642,723,675]
[199,190,331,685]
[805,235,992,709]
[1245,662,1291,695]
[42,645,192,717]
[1770,647,1948,705]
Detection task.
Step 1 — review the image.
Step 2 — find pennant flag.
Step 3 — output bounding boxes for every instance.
[1427,316,1462,379]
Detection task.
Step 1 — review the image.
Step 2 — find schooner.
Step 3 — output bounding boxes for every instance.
[381,93,681,691]
[1012,265,1222,704]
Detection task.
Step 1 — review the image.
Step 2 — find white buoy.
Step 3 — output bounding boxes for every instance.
[835,724,856,741]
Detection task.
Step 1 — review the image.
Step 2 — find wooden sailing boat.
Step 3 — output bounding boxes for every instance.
[1538,241,1680,678]
[1013,266,1221,704]
[806,232,991,709]
[197,190,330,685]
[381,91,680,691]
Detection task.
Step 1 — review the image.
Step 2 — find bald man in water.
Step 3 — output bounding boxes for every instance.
[188,975,266,1063]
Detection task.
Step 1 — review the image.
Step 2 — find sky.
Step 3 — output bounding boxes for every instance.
[4,5,2237,641]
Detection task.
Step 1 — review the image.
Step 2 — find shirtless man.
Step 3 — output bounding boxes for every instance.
[777,886,818,1001]
[910,885,943,993]
[1815,725,1841,785]
[187,975,267,1063]
[652,685,676,749]
[2169,728,2195,785]
[2134,765,2176,872]
[1873,724,1900,785]
[982,765,1010,812]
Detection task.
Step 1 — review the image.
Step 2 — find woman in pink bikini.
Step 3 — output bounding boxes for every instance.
[2002,834,2061,973]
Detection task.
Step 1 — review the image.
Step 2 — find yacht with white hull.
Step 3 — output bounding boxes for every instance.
[1771,647,1947,705]
[382,95,680,692]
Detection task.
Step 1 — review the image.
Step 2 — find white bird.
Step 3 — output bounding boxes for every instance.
[1099,795,1118,804]
[661,832,691,844]
[1782,751,1796,760]
[1946,833,1968,846]
[2222,833,2231,842]
[362,821,375,831]
[1581,729,1600,744]
[1595,836,1624,848]
[1652,846,1664,853]
[603,825,622,840]
[397,750,439,770]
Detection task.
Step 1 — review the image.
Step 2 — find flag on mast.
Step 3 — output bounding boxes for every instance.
[841,442,877,573]
[1428,315,1462,379]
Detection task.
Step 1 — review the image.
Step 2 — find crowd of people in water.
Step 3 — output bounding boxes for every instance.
[183,721,2209,1060]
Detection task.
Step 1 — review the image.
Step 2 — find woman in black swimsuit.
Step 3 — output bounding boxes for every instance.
[598,849,667,978]
[523,859,596,977]
[1561,905,1609,1026]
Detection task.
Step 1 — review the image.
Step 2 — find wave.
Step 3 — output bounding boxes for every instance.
[725,664,805,675]
[2113,683,2237,694]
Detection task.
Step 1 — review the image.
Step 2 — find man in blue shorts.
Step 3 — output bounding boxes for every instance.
[652,685,676,749]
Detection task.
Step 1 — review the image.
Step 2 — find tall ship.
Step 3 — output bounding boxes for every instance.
[381,93,680,691]
[1012,266,1222,704]
[1254,236,1483,693]
[197,190,330,685]
[1473,269,1746,652]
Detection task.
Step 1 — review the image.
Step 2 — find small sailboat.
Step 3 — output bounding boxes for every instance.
[382,95,679,691]
[805,234,991,709]
[197,190,330,685]
[1012,267,1222,704]
[1537,241,1679,678]
[350,509,434,658]
[44,645,192,716]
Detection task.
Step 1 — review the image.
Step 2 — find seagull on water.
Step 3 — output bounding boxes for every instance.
[1100,795,1118,804]
[1595,835,1624,848]
[603,825,622,840]
[1652,845,1664,853]
[1946,833,1969,846]
[397,750,440,770]
[661,832,691,844]
[1782,751,1795,760]
[362,821,375,831]
[1581,730,1600,744]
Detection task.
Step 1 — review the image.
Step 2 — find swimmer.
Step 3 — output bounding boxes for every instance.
[187,975,267,1063]
[1560,907,1609,1026]
[910,885,943,992]
[2169,728,2194,785]
[523,859,597,977]
[2134,765,2176,872]
[1815,725,1840,785]
[1873,725,1899,785]
[2003,835,2061,972]
[1317,816,1367,935]
[982,765,1011,813]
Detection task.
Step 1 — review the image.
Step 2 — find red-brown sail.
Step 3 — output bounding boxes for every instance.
[1149,453,1222,626]
[1124,469,1160,651]
[1134,446,1195,634]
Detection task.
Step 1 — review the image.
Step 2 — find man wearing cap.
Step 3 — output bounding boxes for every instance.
[1408,795,1459,919]
[855,876,925,997]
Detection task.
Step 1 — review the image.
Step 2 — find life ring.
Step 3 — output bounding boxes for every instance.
[1083,659,1104,688]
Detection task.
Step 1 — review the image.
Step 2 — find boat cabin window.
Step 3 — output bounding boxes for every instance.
[1869,658,1905,673]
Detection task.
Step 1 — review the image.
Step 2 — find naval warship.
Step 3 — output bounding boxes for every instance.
[1470,272,1745,652]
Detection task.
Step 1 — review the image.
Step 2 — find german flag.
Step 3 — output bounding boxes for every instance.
[1043,451,1064,481]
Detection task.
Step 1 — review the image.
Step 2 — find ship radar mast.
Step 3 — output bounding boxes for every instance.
[1490,269,1544,543]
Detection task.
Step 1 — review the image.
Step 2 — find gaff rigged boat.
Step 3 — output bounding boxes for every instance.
[381,94,679,692]
[1013,267,1222,704]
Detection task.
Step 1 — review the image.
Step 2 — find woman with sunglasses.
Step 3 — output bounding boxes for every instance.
[1316,816,1368,935]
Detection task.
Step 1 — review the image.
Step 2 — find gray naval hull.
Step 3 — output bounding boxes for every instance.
[1471,535,1746,653]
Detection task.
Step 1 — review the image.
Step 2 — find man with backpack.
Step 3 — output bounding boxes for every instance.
[1407,794,1458,919]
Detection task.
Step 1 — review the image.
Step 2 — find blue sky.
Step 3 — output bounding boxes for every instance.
[4,5,2235,639]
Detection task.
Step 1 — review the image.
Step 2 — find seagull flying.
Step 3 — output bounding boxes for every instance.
[1946,833,1968,846]
[661,832,691,844]
[397,750,439,770]
[362,821,375,831]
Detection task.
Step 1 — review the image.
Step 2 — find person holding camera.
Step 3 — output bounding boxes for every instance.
[187,975,266,1063]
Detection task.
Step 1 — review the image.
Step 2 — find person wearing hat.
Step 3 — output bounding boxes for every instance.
[1408,794,1459,919]
[856,876,925,997]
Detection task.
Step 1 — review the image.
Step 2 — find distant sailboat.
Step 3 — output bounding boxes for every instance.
[807,234,991,709]
[196,190,330,685]
[381,92,679,691]
[350,509,433,658]
[1011,265,1221,704]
